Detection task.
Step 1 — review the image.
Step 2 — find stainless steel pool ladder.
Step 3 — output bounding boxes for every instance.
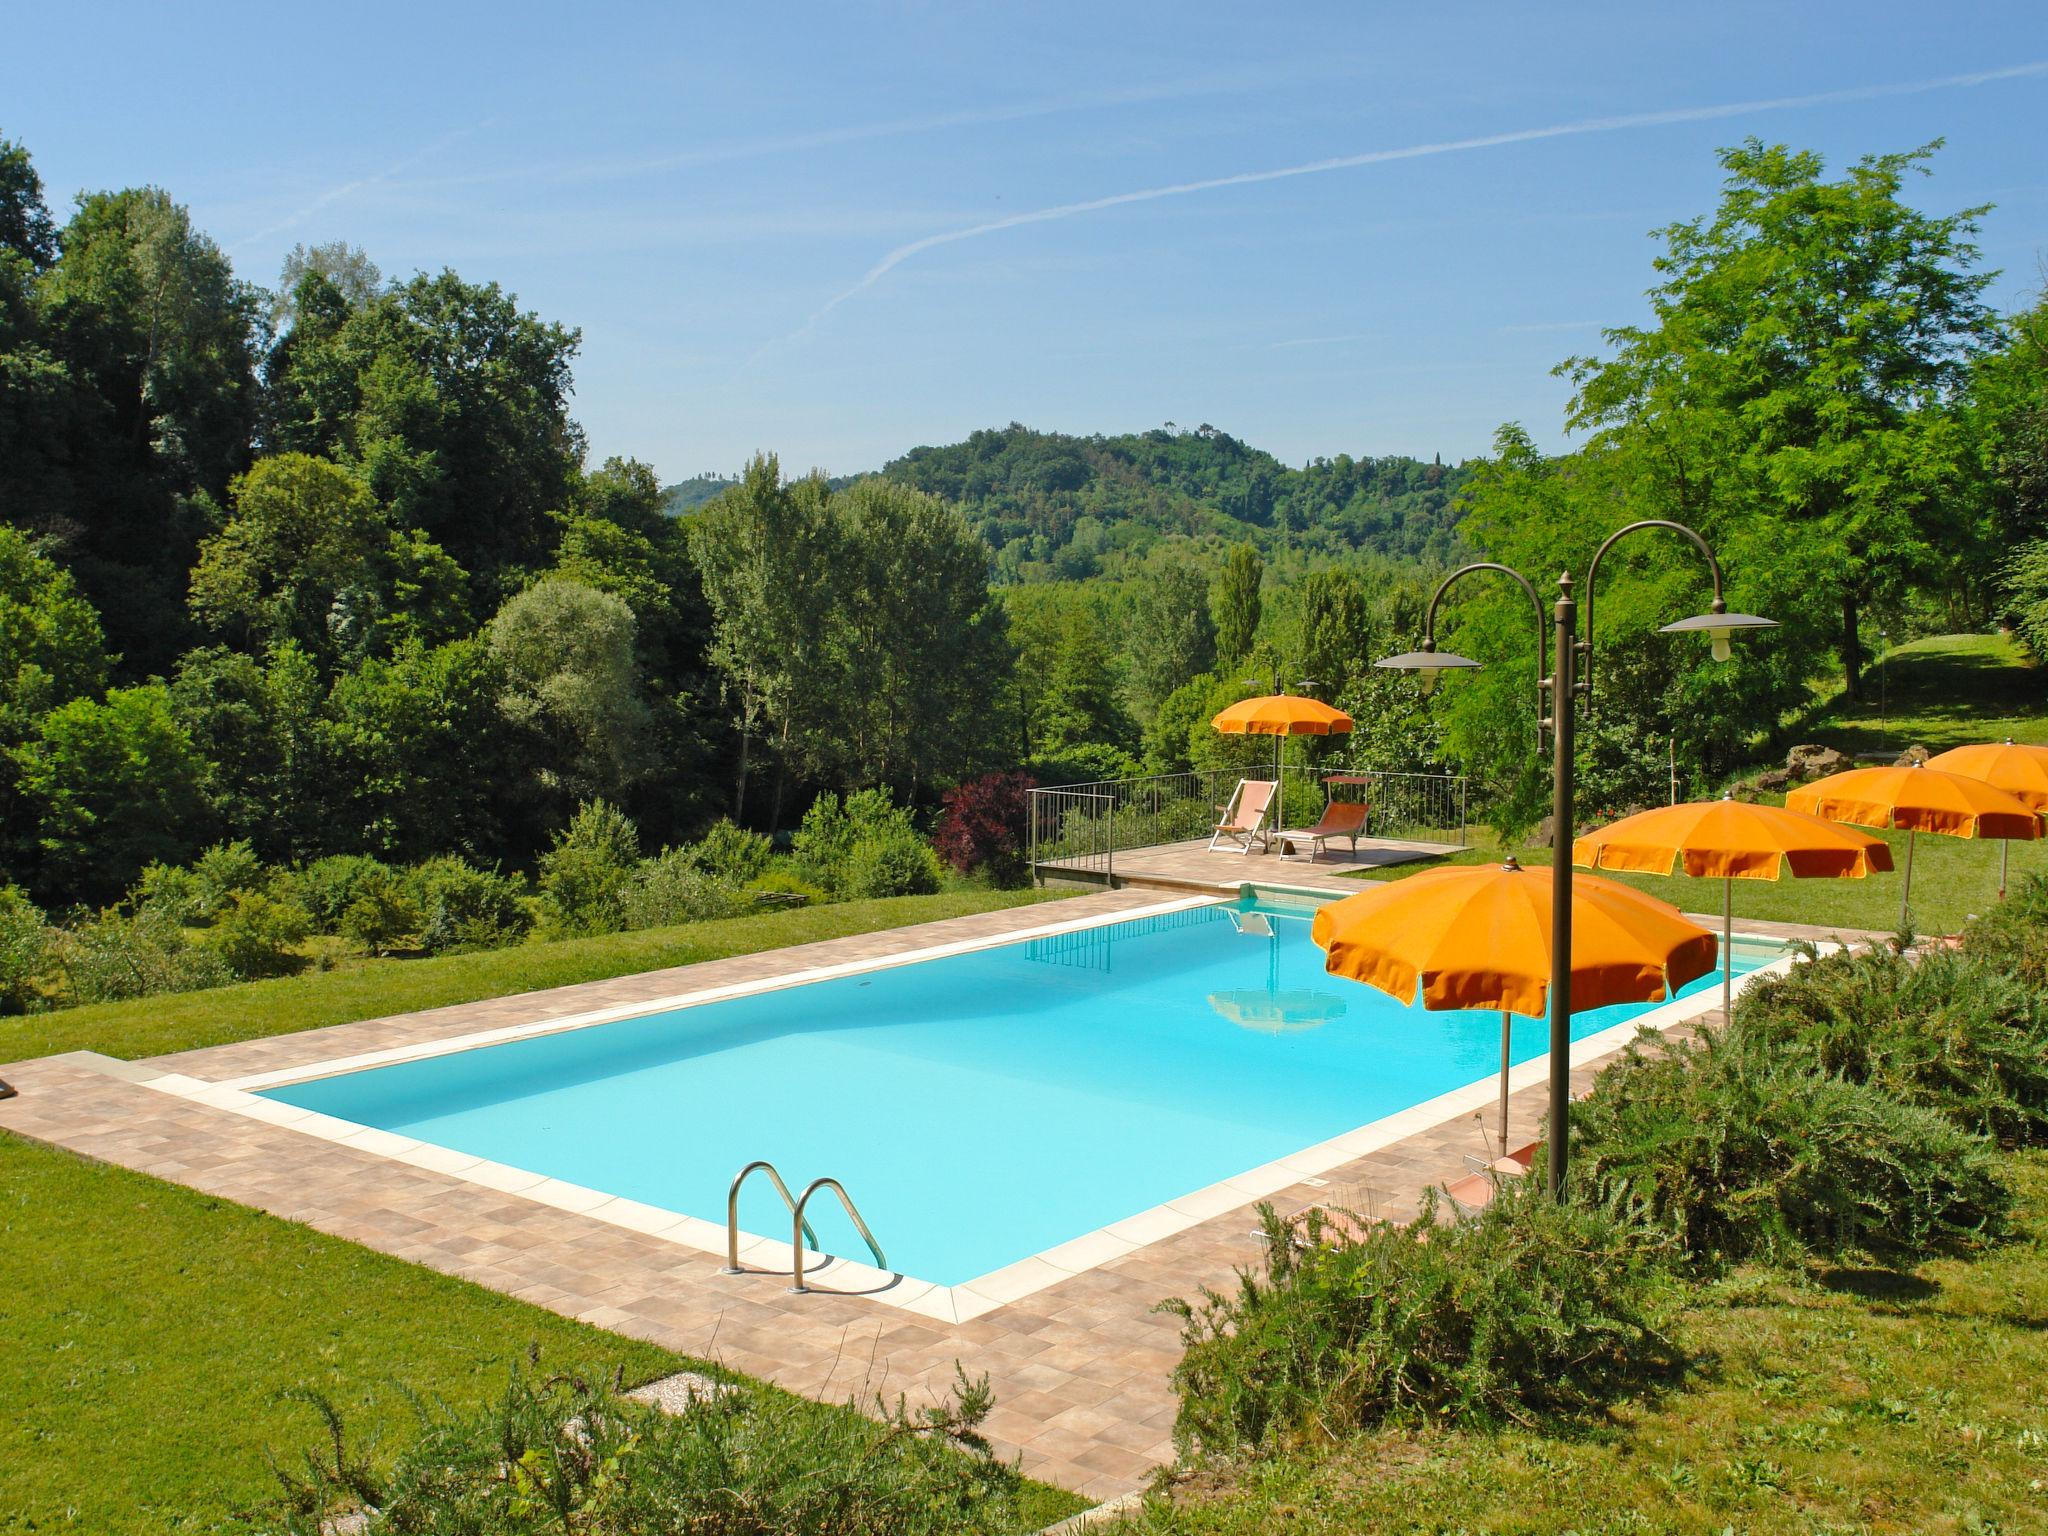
[721,1159,888,1293]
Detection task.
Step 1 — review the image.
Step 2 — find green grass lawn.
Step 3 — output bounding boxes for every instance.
[1118,1150,2048,1534]
[1791,630,2048,757]
[0,886,1075,1064]
[1346,821,2048,938]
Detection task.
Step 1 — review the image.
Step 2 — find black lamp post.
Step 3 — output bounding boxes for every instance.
[1375,520,1775,1197]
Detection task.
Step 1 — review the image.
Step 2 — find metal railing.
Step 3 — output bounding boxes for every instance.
[723,1159,819,1273]
[789,1177,887,1294]
[1027,765,1467,877]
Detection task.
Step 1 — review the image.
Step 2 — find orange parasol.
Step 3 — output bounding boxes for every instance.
[1311,858,1715,1148]
[1925,739,2048,898]
[1211,695,1354,837]
[1573,795,1891,1018]
[1787,763,2040,928]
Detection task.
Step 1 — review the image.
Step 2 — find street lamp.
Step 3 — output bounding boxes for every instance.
[1375,520,1775,1197]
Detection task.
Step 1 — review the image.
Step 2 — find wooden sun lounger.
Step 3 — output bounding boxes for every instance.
[1209,779,1276,854]
[1287,800,1369,860]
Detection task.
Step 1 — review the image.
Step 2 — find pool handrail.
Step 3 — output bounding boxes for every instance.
[789,1176,888,1294]
[723,1159,819,1273]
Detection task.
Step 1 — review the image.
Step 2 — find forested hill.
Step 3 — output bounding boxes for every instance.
[664,424,1472,581]
[883,424,1471,581]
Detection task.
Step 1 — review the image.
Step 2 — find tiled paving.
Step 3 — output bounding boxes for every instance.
[0,888,1889,1502]
[1035,834,1459,893]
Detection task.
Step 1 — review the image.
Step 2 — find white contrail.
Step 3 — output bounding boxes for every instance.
[229,119,492,254]
[770,60,2048,352]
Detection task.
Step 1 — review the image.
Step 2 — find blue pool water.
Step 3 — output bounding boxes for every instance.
[264,899,1772,1286]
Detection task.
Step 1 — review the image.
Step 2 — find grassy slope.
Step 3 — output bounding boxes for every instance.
[1337,634,2048,937]
[1122,1152,2048,1535]
[0,887,1074,1064]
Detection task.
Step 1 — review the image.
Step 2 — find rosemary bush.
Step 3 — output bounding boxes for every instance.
[265,1361,1039,1536]
[1569,1025,2011,1268]
[1163,1179,1673,1458]
[1733,942,2048,1144]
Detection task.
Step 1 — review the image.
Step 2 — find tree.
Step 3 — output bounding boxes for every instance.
[1037,603,1131,756]
[1212,543,1264,661]
[1295,565,1378,700]
[487,577,652,812]
[1124,550,1216,721]
[13,685,210,901]
[1563,140,1996,699]
[270,240,381,328]
[0,137,57,269]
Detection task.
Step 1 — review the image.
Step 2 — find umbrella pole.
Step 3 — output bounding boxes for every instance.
[1498,1011,1511,1153]
[1722,872,1733,1023]
[1900,829,1916,933]
[2001,838,2010,902]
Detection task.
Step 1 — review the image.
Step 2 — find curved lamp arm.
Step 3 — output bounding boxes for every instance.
[1579,519,1726,710]
[1421,561,1553,741]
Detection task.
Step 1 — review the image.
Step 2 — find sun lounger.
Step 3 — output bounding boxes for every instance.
[1288,800,1369,860]
[1209,779,1276,854]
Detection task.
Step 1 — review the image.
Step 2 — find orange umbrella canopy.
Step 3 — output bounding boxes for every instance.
[1573,798,1894,880]
[1786,764,2041,840]
[1210,695,1354,736]
[1926,740,2048,811]
[1310,858,1717,1018]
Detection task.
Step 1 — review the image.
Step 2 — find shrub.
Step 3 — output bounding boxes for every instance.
[933,770,1034,883]
[1734,943,2048,1144]
[1570,1025,2011,1268]
[538,799,642,935]
[284,854,395,931]
[620,848,747,929]
[1961,869,2048,989]
[1164,1180,1672,1458]
[264,1362,1034,1536]
[842,829,943,899]
[131,861,204,925]
[189,839,266,920]
[748,867,826,905]
[56,905,236,1004]
[686,817,772,886]
[340,872,420,956]
[792,788,935,898]
[204,891,314,979]
[0,886,53,1014]
[407,857,531,956]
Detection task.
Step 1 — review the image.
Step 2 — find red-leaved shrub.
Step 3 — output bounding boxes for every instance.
[934,771,1035,882]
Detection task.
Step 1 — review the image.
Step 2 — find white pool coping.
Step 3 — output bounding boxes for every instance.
[120,897,1817,1326]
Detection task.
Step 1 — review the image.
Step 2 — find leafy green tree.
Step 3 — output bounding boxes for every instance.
[1124,551,1216,721]
[1295,565,1378,701]
[269,240,381,328]
[487,577,652,811]
[0,137,57,268]
[1562,140,1996,698]
[1037,603,1131,756]
[0,524,109,751]
[33,185,263,673]
[13,684,210,901]
[1211,543,1264,661]
[167,642,327,860]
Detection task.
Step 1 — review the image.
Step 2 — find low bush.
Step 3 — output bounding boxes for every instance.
[340,872,420,956]
[189,839,266,919]
[1961,869,2048,989]
[0,885,53,1013]
[284,854,395,931]
[538,799,641,936]
[57,905,235,1004]
[406,856,531,956]
[686,817,773,886]
[131,860,204,924]
[1734,943,2048,1144]
[620,848,747,929]
[204,891,313,979]
[747,867,826,905]
[1163,1180,1673,1459]
[265,1362,1039,1536]
[934,770,1035,884]
[1570,1026,2011,1268]
[792,787,939,898]
[842,829,944,899]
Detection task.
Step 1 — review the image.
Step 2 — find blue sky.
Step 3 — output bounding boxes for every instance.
[12,2,2048,480]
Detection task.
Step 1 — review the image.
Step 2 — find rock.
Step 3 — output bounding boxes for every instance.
[1894,743,1931,767]
[1751,768,1791,792]
[1784,744,1849,782]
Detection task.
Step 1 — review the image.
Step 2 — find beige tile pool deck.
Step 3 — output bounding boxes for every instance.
[0,887,1885,1502]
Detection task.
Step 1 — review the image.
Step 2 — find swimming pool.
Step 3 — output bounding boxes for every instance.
[260,895,1778,1294]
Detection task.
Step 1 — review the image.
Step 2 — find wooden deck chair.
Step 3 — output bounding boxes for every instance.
[1208,779,1276,854]
[1296,800,1369,861]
